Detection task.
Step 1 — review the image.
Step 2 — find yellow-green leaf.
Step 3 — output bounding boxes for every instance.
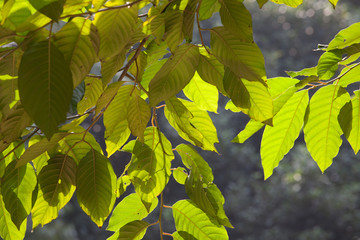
[327,23,360,51]
[107,220,149,240]
[183,72,218,113]
[270,0,302,7]
[232,119,264,143]
[149,43,200,107]
[54,17,100,87]
[304,85,350,172]
[31,154,77,228]
[172,200,228,240]
[76,149,116,227]
[126,127,174,208]
[77,77,103,114]
[261,90,309,179]
[210,26,266,83]
[127,94,151,142]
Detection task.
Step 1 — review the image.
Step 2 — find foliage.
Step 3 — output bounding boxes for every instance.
[0,0,359,239]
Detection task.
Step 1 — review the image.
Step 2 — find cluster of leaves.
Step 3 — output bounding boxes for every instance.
[0,0,357,239]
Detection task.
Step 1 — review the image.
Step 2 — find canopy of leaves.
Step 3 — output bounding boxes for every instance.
[1,0,358,239]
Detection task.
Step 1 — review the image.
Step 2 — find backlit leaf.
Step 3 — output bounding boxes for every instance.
[127,127,174,208]
[339,90,360,154]
[107,220,149,240]
[317,50,342,80]
[149,43,200,107]
[327,23,360,50]
[198,0,220,21]
[1,161,36,228]
[183,72,219,113]
[164,10,184,52]
[77,77,103,114]
[232,120,264,143]
[29,0,65,21]
[94,5,138,60]
[210,26,266,83]
[328,0,338,8]
[270,0,303,7]
[31,154,77,228]
[18,40,73,139]
[261,90,309,179]
[173,167,188,185]
[76,149,116,227]
[304,85,350,172]
[107,193,158,232]
[54,17,100,87]
[219,0,253,41]
[172,200,228,240]
[337,63,360,87]
[127,94,151,142]
[179,99,219,152]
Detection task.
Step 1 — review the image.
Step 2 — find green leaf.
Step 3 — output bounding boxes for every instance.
[76,149,116,227]
[317,50,342,80]
[104,84,133,156]
[180,99,219,152]
[58,127,103,164]
[18,40,73,139]
[286,66,317,78]
[261,90,309,179]
[77,77,103,114]
[173,167,188,185]
[182,0,198,41]
[95,81,123,116]
[107,193,158,232]
[164,10,184,52]
[127,127,174,208]
[0,75,18,113]
[219,0,252,41]
[339,90,360,154]
[54,17,100,87]
[304,85,350,172]
[183,72,219,113]
[197,47,226,95]
[1,161,36,228]
[232,119,264,143]
[116,175,131,197]
[16,131,69,168]
[175,144,213,183]
[29,0,65,21]
[101,51,126,86]
[0,188,26,240]
[31,154,77,228]
[225,100,241,112]
[127,94,151,142]
[0,143,25,179]
[141,58,167,91]
[328,23,360,51]
[337,63,360,87]
[129,51,147,82]
[0,104,31,153]
[210,26,266,83]
[94,5,138,60]
[149,43,200,107]
[143,8,165,44]
[107,220,149,240]
[164,97,205,148]
[172,200,228,239]
[270,0,303,7]
[223,68,273,124]
[61,0,92,16]
[198,0,220,21]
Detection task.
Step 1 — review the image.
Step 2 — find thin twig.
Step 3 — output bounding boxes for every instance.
[60,0,143,19]
[196,0,211,55]
[159,192,164,240]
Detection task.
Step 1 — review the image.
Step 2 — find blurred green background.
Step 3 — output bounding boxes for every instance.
[25,0,360,239]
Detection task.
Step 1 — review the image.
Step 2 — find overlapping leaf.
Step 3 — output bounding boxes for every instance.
[317,50,342,80]
[172,200,228,240]
[107,193,158,232]
[94,5,138,60]
[31,154,77,228]
[183,72,219,113]
[164,10,184,52]
[126,127,174,208]
[180,99,219,152]
[304,85,350,172]
[219,0,253,41]
[327,23,360,50]
[18,40,73,138]
[54,17,100,87]
[232,119,264,143]
[1,162,36,228]
[76,148,116,227]
[210,26,266,83]
[339,90,360,154]
[107,220,149,240]
[77,77,103,114]
[261,90,309,179]
[127,94,151,142]
[198,0,220,20]
[149,43,200,106]
[223,69,273,124]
